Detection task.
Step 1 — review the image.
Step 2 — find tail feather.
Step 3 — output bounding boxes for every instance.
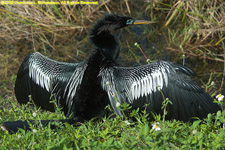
[1,119,80,134]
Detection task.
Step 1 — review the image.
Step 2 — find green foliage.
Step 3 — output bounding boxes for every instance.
[1,97,225,149]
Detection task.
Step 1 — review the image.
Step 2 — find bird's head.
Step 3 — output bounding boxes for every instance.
[90,14,152,62]
[91,14,152,34]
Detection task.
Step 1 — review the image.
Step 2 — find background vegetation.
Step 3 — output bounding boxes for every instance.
[0,0,224,149]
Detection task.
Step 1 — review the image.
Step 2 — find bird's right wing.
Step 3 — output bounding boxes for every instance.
[15,52,87,114]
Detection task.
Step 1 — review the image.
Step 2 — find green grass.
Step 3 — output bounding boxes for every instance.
[0,96,225,149]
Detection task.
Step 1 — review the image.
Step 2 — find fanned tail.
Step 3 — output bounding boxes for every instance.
[1,119,81,134]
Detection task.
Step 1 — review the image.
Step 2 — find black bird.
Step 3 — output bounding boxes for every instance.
[1,14,220,133]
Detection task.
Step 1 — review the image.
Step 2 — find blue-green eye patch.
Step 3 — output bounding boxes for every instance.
[126,19,134,25]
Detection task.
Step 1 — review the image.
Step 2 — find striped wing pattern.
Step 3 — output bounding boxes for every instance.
[100,60,219,121]
[15,52,87,114]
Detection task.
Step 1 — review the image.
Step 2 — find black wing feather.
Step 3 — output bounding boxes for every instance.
[15,52,87,115]
[100,60,220,121]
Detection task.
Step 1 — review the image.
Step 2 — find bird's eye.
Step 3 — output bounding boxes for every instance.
[126,19,134,25]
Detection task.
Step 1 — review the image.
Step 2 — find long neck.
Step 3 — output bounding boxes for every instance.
[90,28,120,62]
[87,49,103,65]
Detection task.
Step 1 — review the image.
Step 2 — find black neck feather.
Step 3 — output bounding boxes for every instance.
[89,14,123,62]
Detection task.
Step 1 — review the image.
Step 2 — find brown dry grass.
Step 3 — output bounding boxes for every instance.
[0,0,224,99]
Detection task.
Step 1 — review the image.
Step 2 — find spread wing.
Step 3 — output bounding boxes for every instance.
[99,60,220,121]
[15,52,87,115]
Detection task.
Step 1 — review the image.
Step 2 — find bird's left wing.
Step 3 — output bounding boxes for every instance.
[99,60,220,121]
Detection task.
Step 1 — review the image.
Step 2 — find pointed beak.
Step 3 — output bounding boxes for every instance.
[133,20,153,25]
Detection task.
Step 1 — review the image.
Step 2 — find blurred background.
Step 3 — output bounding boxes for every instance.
[0,0,224,102]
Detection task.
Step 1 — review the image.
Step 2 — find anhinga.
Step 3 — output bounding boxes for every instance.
[1,14,220,133]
